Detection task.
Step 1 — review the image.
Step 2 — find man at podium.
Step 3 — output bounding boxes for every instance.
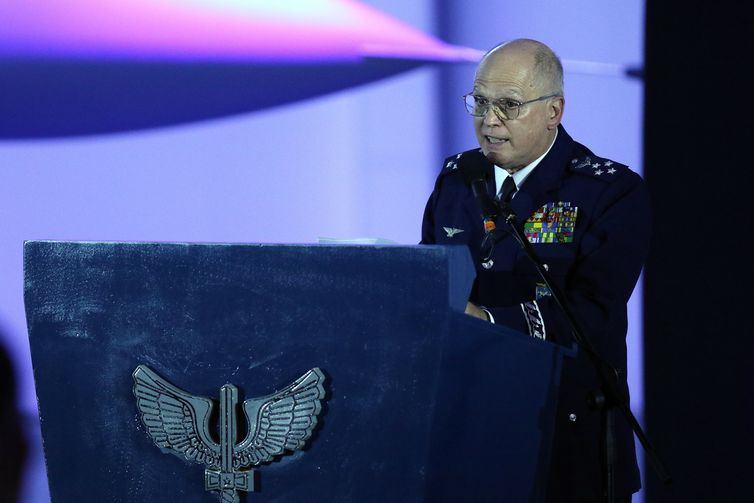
[421,39,650,503]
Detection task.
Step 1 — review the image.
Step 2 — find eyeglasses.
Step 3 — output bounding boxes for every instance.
[462,93,560,120]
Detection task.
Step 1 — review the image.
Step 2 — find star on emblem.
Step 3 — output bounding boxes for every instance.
[445,161,454,169]
[594,169,604,175]
[604,160,614,167]
[443,227,464,238]
[607,167,616,174]
[592,162,601,168]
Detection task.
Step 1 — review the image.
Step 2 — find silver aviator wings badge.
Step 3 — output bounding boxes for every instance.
[133,364,326,502]
[443,227,464,238]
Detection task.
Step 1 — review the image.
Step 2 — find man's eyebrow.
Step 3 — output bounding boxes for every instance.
[472,92,522,102]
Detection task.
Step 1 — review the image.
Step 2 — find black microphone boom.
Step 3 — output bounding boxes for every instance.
[471,178,499,221]
[459,151,499,232]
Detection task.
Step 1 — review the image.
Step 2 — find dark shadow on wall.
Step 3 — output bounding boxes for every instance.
[0,333,28,503]
[643,1,754,501]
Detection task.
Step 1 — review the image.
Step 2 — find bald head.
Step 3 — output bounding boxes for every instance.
[470,39,565,171]
[479,39,564,97]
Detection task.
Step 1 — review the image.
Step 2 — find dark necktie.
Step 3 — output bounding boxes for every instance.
[498,175,517,204]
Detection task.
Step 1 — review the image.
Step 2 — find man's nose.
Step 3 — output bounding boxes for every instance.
[482,106,503,125]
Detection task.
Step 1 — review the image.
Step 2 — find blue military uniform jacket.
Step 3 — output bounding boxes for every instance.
[421,125,649,501]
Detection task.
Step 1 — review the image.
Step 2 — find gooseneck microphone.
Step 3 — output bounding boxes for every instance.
[471,178,499,233]
[459,152,502,263]
[460,151,499,234]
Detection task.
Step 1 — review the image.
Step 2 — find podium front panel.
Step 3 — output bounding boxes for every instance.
[24,241,565,502]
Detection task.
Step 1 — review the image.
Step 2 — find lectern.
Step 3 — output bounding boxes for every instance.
[24,241,569,502]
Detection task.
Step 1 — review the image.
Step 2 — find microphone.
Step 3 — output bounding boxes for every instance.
[471,178,499,233]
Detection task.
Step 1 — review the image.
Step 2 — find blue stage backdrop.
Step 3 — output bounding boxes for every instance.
[0,1,645,501]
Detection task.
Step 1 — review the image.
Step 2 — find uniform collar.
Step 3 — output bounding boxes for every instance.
[493,127,559,195]
[505,125,575,226]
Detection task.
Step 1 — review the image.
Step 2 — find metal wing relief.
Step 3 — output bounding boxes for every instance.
[133,365,221,466]
[235,367,326,468]
[132,365,327,502]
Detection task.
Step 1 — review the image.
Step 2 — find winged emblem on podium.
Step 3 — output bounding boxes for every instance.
[132,364,327,502]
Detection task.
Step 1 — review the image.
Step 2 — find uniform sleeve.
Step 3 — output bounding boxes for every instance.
[420,164,448,245]
[420,188,437,245]
[484,302,547,339]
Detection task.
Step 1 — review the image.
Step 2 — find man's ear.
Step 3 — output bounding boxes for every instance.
[547,96,565,129]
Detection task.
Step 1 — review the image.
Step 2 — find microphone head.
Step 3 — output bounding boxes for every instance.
[471,178,499,218]
[459,149,494,186]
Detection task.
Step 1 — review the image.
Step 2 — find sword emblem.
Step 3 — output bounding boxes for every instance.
[133,365,326,502]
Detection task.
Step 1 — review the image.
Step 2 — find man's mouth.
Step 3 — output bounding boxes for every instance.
[485,135,508,145]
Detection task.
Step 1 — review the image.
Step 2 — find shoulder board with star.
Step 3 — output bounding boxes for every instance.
[569,154,627,180]
[438,148,492,183]
[441,149,486,174]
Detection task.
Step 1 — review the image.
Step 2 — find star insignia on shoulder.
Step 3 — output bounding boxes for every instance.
[571,154,625,181]
[445,160,460,171]
[445,153,463,171]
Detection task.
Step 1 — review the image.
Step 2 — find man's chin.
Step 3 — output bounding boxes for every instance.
[481,150,524,173]
[482,149,506,167]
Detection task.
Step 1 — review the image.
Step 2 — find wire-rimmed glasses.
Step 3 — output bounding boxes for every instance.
[462,93,560,120]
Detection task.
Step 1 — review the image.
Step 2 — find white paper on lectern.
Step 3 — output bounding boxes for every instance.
[317,237,398,245]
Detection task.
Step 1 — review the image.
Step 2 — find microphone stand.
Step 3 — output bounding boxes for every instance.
[492,203,671,502]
